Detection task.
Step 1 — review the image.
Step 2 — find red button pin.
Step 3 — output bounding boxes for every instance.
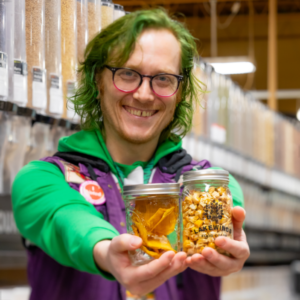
[79,181,106,205]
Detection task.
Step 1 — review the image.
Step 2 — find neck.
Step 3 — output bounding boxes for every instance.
[104,127,159,165]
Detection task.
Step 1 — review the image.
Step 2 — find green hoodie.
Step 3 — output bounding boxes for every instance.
[12,129,244,279]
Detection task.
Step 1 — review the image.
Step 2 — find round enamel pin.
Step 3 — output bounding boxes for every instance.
[79,181,106,205]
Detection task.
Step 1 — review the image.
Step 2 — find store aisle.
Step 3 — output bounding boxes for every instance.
[222,265,298,300]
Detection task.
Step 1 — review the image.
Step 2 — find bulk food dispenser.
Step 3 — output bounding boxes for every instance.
[77,0,88,63]
[45,0,63,118]
[113,4,125,21]
[88,0,101,42]
[14,0,27,107]
[2,105,34,195]
[0,0,16,195]
[61,0,79,123]
[25,0,47,114]
[100,0,114,29]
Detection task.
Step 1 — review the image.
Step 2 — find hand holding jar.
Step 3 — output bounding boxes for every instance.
[93,183,188,297]
[182,169,250,277]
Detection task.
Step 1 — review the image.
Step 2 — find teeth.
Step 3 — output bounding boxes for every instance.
[126,107,155,117]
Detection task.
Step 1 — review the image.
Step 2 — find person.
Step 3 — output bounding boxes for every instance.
[12,9,249,300]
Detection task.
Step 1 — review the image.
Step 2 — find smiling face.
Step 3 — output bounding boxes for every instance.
[99,29,181,145]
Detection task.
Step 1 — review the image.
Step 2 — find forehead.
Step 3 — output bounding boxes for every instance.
[124,29,181,74]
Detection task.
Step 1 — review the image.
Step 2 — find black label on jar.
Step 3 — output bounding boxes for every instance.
[32,67,44,83]
[50,74,60,89]
[0,52,7,69]
[14,60,28,76]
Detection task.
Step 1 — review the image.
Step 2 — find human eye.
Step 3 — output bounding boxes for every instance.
[157,75,170,82]
[154,75,174,86]
[118,69,139,81]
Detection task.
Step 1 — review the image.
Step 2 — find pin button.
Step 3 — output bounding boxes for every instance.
[120,222,125,227]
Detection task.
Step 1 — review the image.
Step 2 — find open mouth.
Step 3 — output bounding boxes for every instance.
[124,106,158,117]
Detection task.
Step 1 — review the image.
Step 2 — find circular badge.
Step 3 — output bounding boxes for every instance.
[79,181,106,205]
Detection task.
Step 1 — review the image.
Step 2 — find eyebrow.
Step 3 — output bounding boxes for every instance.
[123,64,179,75]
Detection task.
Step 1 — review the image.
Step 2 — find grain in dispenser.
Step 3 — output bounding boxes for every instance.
[61,0,78,121]
[14,0,27,106]
[77,0,88,63]
[100,0,113,29]
[45,0,63,117]
[88,0,101,42]
[25,0,47,113]
[113,4,125,21]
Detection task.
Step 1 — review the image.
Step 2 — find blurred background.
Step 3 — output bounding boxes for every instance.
[1,0,300,299]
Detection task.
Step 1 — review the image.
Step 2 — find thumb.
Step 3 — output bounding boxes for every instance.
[232,206,246,229]
[111,234,143,253]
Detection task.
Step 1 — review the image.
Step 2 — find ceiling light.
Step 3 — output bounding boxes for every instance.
[204,56,256,75]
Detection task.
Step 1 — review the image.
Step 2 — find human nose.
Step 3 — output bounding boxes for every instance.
[133,77,155,102]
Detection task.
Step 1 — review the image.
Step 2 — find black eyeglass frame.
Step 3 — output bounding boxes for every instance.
[104,65,184,97]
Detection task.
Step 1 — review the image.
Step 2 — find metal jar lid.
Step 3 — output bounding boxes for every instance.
[123,183,180,196]
[183,169,229,183]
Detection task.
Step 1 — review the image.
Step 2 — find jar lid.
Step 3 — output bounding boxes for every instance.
[123,183,180,196]
[183,169,229,183]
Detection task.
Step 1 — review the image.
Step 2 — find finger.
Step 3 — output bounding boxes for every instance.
[133,251,176,282]
[134,252,187,294]
[231,206,245,234]
[214,237,250,259]
[200,247,240,271]
[186,253,221,275]
[110,234,143,253]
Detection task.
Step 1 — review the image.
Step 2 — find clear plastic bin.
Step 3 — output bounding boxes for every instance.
[0,1,14,101]
[0,109,10,193]
[3,114,32,194]
[45,0,63,117]
[77,0,88,63]
[181,169,233,256]
[24,116,54,165]
[14,0,28,106]
[25,0,47,113]
[123,183,180,266]
[113,4,125,21]
[100,0,114,29]
[88,0,101,41]
[61,0,78,121]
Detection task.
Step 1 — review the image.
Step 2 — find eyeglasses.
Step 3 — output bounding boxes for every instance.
[105,65,183,97]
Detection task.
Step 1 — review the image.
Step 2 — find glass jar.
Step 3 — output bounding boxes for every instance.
[25,0,47,113]
[45,0,63,117]
[113,4,125,21]
[181,169,233,256]
[14,0,28,106]
[124,183,180,266]
[100,0,113,30]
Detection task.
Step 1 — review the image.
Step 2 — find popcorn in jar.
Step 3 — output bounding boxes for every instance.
[123,183,180,266]
[181,169,233,256]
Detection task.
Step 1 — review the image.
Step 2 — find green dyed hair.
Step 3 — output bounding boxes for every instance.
[71,8,203,143]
